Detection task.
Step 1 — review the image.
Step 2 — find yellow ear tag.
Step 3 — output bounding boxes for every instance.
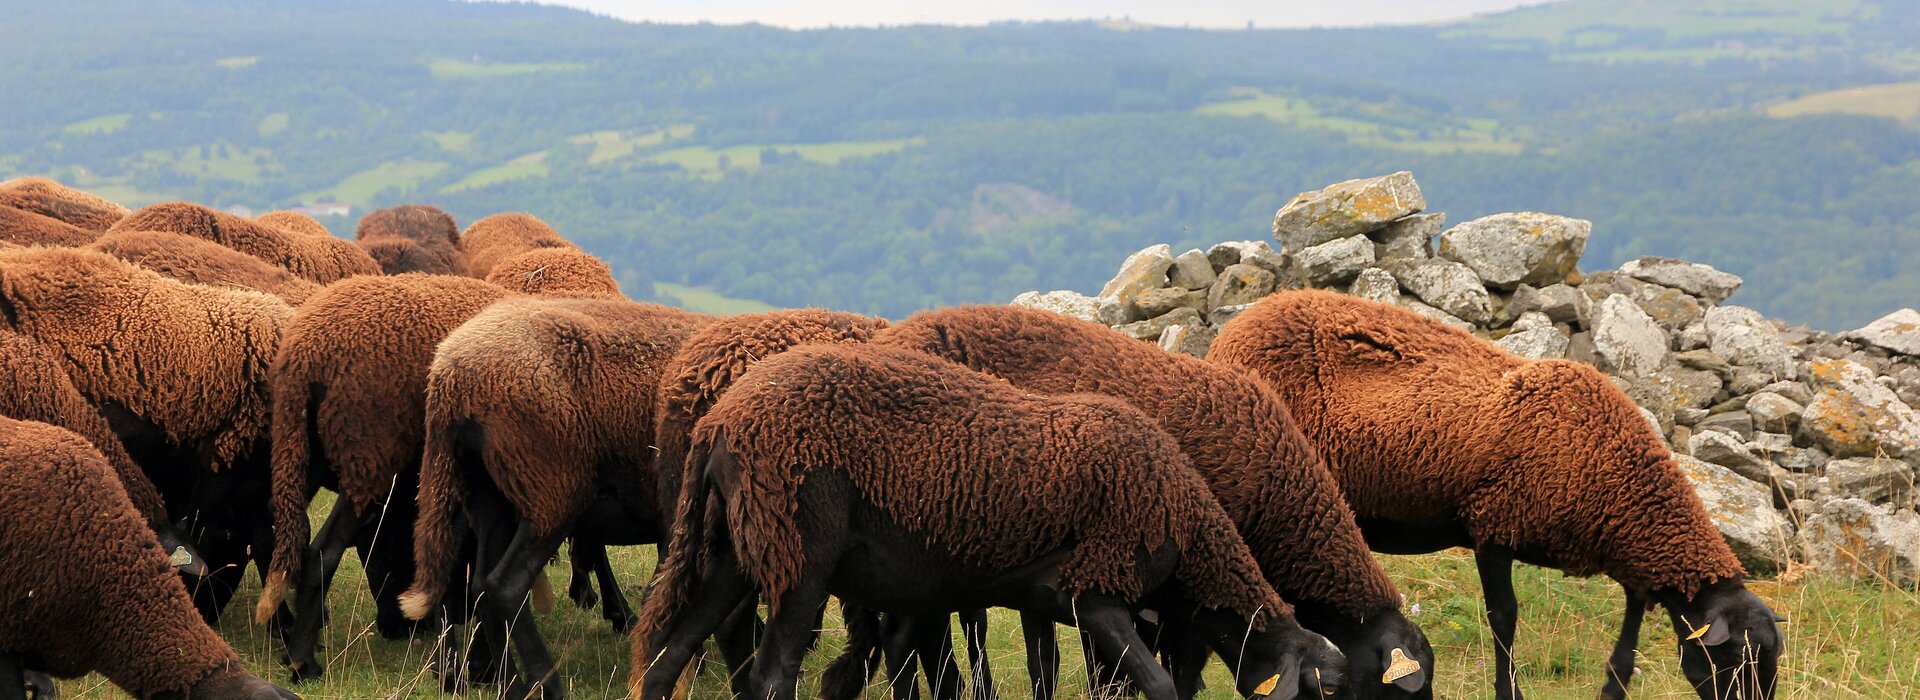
[1254,673,1280,696]
[1686,622,1713,641]
[169,546,193,567]
[1382,647,1421,683]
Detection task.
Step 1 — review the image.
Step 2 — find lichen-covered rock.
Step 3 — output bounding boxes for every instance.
[1167,248,1217,290]
[1824,457,1915,506]
[1209,303,1253,329]
[1576,271,1703,332]
[1347,267,1400,305]
[1505,283,1579,324]
[1798,359,1920,459]
[1098,243,1174,311]
[1497,326,1570,360]
[1746,391,1805,434]
[1676,320,1710,351]
[1368,212,1441,261]
[1157,322,1216,358]
[1205,240,1266,272]
[1436,212,1590,290]
[1592,294,1668,377]
[1696,410,1756,440]
[1387,257,1491,325]
[1706,305,1798,379]
[1272,171,1425,252]
[1618,256,1743,304]
[1688,430,1774,484]
[1115,306,1202,341]
[1676,454,1795,573]
[1846,308,1920,357]
[1798,498,1920,585]
[1132,286,1208,318]
[1010,290,1104,325]
[1295,234,1375,286]
[1207,263,1278,310]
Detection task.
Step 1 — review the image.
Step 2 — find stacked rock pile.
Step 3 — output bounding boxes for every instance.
[1013,171,1920,585]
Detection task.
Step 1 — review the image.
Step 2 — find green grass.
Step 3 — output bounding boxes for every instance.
[303,159,451,205]
[568,125,696,165]
[62,113,132,135]
[655,282,780,315]
[217,56,259,69]
[136,144,278,182]
[642,138,925,177]
[440,151,551,194]
[1195,91,1524,155]
[428,57,587,79]
[1768,82,1920,124]
[1444,0,1862,43]
[425,131,475,153]
[257,113,289,137]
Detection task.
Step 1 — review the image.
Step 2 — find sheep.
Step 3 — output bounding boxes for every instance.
[256,211,331,238]
[1,205,98,247]
[632,344,1349,700]
[0,415,299,700]
[401,298,713,699]
[1207,290,1781,700]
[356,205,466,276]
[0,246,291,622]
[109,202,379,283]
[460,212,577,278]
[874,305,1433,699]
[484,248,622,298]
[87,230,321,305]
[0,328,203,576]
[0,177,128,231]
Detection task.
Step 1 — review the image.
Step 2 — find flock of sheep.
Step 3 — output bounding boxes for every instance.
[0,175,1785,700]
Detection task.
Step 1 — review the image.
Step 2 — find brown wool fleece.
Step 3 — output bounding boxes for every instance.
[110,201,379,283]
[87,230,321,305]
[0,205,99,247]
[649,309,890,518]
[357,205,467,275]
[402,298,713,618]
[1207,290,1744,594]
[484,248,622,298]
[360,236,466,276]
[668,344,1284,627]
[0,247,290,472]
[0,416,244,696]
[0,177,129,232]
[460,212,577,278]
[256,211,330,238]
[0,330,170,529]
[258,274,512,615]
[877,305,1401,620]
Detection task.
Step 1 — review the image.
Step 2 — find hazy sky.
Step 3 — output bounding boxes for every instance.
[514,0,1548,29]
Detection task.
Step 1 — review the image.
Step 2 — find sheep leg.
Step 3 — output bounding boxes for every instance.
[748,577,834,700]
[1599,587,1648,700]
[715,593,762,700]
[1081,628,1135,698]
[1476,546,1524,700]
[480,520,570,700]
[880,615,925,700]
[284,496,362,682]
[634,559,754,700]
[356,487,423,641]
[567,539,599,610]
[465,490,520,687]
[913,616,963,700]
[0,655,25,700]
[1071,597,1177,700]
[584,542,638,633]
[1154,620,1209,700]
[959,608,998,700]
[1019,613,1059,700]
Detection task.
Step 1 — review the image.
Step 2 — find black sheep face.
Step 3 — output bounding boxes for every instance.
[1338,613,1433,699]
[1664,582,1782,700]
[1210,616,1348,700]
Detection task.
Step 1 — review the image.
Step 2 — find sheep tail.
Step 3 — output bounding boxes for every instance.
[257,377,317,624]
[633,429,722,690]
[399,410,465,622]
[818,604,885,700]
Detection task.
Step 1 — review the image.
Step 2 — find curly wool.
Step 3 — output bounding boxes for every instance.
[87,230,321,305]
[356,205,467,275]
[110,202,379,283]
[1207,290,1744,595]
[461,212,577,278]
[0,416,244,696]
[1,205,99,247]
[360,236,466,276]
[403,298,712,617]
[484,248,622,298]
[256,211,331,238]
[0,177,128,231]
[877,305,1400,621]
[0,247,290,471]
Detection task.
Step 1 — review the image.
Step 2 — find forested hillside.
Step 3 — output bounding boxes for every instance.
[3,0,1917,327]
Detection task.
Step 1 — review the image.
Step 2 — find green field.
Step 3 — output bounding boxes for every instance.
[1195,91,1523,155]
[643,138,926,177]
[441,151,551,193]
[655,282,780,315]
[1768,82,1920,123]
[569,125,697,165]
[1444,0,1861,43]
[257,113,289,137]
[303,160,451,205]
[217,56,259,69]
[139,144,279,182]
[428,57,587,79]
[426,131,475,153]
[62,113,132,135]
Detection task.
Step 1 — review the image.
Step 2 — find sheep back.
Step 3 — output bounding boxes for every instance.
[1,205,99,248]
[0,329,169,528]
[484,248,622,298]
[88,229,321,305]
[256,211,331,238]
[111,202,378,283]
[0,177,128,231]
[460,212,576,278]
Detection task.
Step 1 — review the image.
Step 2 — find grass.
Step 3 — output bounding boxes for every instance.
[301,159,451,206]
[1195,91,1524,155]
[568,125,697,165]
[1443,0,1862,43]
[62,113,132,136]
[1768,82,1920,124]
[654,282,780,315]
[428,57,587,79]
[426,131,476,153]
[217,56,260,69]
[258,113,290,137]
[440,151,551,194]
[140,144,279,182]
[642,138,925,178]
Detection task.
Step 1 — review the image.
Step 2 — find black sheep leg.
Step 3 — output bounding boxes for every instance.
[1069,596,1177,700]
[284,497,363,681]
[880,615,925,700]
[567,541,599,611]
[1476,545,1525,700]
[1154,620,1208,700]
[480,519,569,700]
[716,594,762,699]
[1600,586,1647,700]
[465,488,520,687]
[1019,613,1059,700]
[356,484,423,641]
[749,576,834,700]
[959,608,998,700]
[0,654,25,700]
[582,543,638,633]
[914,617,963,700]
[634,558,754,700]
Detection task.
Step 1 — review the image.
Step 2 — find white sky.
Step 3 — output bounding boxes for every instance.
[507,0,1548,30]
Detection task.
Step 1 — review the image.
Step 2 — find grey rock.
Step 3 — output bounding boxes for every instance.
[1132,287,1207,318]
[1388,258,1492,325]
[1798,359,1920,458]
[1746,392,1805,434]
[1168,248,1217,290]
[1728,368,1777,397]
[1676,320,1710,351]
[1347,268,1401,305]
[1689,430,1775,484]
[1567,330,1596,366]
[1638,406,1667,436]
[1674,348,1731,375]
[1099,243,1174,303]
[1696,411,1755,440]
[1368,212,1442,261]
[1798,498,1920,585]
[1272,171,1425,252]
[1497,326,1571,360]
[1618,256,1743,304]
[1511,311,1553,333]
[1675,407,1709,427]
[1209,303,1254,329]
[1158,322,1217,358]
[1591,294,1668,377]
[1295,234,1376,286]
[1400,298,1476,332]
[1670,424,1694,452]
[1759,380,1814,405]
[1576,271,1703,332]
[1010,290,1103,325]
[1676,454,1795,573]
[1505,283,1580,324]
[1846,308,1920,357]
[1437,212,1591,290]
[1207,264,1279,311]
[1706,305,1798,379]
[1774,444,1829,473]
[1825,457,1915,505]
[1116,307,1202,341]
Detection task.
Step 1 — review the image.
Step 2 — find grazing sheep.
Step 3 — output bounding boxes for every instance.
[1208,290,1780,700]
[0,177,128,231]
[88,230,321,305]
[356,205,466,276]
[256,211,331,238]
[1,205,98,247]
[876,305,1432,699]
[632,344,1348,700]
[110,202,379,283]
[0,329,202,576]
[484,248,621,298]
[0,246,291,621]
[0,416,298,700]
[401,298,712,700]
[460,212,576,278]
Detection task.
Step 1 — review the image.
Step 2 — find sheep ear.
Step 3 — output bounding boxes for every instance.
[1684,615,1731,646]
[1383,647,1425,691]
[1260,652,1302,700]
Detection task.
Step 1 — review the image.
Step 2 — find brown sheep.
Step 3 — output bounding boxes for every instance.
[0,328,203,576]
[460,212,577,278]
[875,305,1431,699]
[0,177,128,231]
[631,344,1348,700]
[0,416,299,700]
[0,246,291,622]
[359,236,465,276]
[401,298,712,699]
[1,205,98,247]
[484,248,622,299]
[356,205,466,275]
[88,230,321,305]
[256,211,331,238]
[110,202,379,283]
[1208,290,1779,700]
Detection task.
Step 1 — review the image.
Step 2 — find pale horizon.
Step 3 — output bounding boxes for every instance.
[487,0,1551,30]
